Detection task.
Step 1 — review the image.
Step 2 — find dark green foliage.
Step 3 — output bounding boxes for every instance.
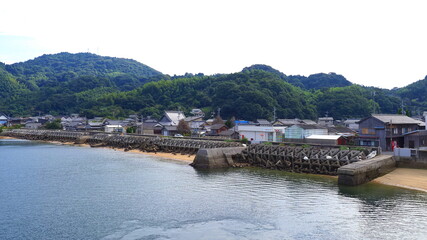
[242,64,287,79]
[126,126,136,133]
[396,76,427,112]
[315,85,376,119]
[6,52,162,88]
[132,70,318,120]
[288,73,352,90]
[0,54,425,120]
[44,119,62,129]
[225,116,236,128]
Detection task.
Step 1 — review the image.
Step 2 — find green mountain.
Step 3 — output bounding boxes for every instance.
[78,69,317,120]
[396,76,427,110]
[287,72,353,90]
[5,52,163,91]
[242,65,352,90]
[0,53,422,119]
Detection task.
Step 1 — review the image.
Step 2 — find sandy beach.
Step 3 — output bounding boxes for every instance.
[1,136,196,163]
[52,141,195,163]
[373,168,427,192]
[0,136,16,139]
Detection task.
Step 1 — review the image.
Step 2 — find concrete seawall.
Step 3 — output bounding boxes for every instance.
[338,155,396,186]
[191,147,247,169]
[3,129,242,155]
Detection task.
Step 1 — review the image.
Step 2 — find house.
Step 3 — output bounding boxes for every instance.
[190,109,204,117]
[184,115,205,136]
[0,114,8,126]
[207,124,228,135]
[159,111,186,126]
[317,117,334,127]
[285,124,328,139]
[137,118,162,135]
[62,115,87,131]
[104,125,124,133]
[400,112,427,149]
[402,130,427,148]
[327,126,356,136]
[161,125,179,136]
[343,119,360,131]
[300,119,317,125]
[25,122,42,129]
[356,114,424,151]
[218,129,240,139]
[238,125,274,143]
[237,124,286,143]
[8,117,27,126]
[256,119,271,126]
[306,135,348,145]
[87,117,106,131]
[273,119,301,127]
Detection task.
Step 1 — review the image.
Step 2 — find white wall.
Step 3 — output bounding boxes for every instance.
[237,125,285,143]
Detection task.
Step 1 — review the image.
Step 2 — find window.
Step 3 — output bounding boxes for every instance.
[393,128,398,134]
[362,128,375,135]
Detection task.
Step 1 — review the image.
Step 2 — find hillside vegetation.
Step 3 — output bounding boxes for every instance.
[0,53,422,120]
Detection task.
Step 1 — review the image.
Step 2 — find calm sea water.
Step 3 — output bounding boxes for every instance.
[1,139,427,240]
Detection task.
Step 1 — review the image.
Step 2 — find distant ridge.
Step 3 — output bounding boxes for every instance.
[242,64,352,90]
[0,52,425,119]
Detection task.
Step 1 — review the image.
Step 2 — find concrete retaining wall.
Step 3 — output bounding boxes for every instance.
[191,147,246,169]
[338,155,396,186]
[395,158,427,169]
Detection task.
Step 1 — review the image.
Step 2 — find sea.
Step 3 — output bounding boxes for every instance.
[1,138,427,240]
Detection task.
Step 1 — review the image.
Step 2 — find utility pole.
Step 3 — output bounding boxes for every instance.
[217,107,221,117]
[390,119,393,151]
[372,91,377,114]
[273,107,276,122]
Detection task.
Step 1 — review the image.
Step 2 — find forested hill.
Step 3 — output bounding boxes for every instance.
[242,64,352,90]
[0,52,424,120]
[5,52,163,91]
[396,75,427,109]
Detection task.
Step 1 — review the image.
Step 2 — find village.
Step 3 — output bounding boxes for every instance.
[2,109,427,158]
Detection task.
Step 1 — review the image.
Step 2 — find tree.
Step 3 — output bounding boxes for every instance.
[225,116,236,128]
[44,119,62,129]
[177,119,191,135]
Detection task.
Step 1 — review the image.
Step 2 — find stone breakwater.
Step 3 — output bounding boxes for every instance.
[3,129,242,155]
[233,144,379,176]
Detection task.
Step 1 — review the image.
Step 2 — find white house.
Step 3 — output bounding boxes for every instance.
[237,125,286,143]
[159,111,186,126]
[104,125,124,133]
[0,114,8,126]
[285,124,328,139]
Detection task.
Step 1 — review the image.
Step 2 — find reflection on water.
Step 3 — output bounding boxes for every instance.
[1,139,427,240]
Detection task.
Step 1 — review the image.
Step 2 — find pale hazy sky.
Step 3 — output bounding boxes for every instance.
[1,0,427,89]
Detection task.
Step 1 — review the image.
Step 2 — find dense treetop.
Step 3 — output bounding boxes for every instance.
[0,52,424,120]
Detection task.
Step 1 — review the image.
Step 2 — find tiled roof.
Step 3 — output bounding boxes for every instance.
[372,114,423,125]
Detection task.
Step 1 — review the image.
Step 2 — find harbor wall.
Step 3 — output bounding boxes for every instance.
[191,147,247,169]
[2,129,242,155]
[337,155,396,186]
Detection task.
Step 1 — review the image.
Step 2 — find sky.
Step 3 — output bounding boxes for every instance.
[1,0,427,89]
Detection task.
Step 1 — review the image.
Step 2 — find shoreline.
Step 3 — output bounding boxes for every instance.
[0,136,16,139]
[49,140,196,163]
[373,168,427,193]
[2,136,427,192]
[1,136,195,163]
